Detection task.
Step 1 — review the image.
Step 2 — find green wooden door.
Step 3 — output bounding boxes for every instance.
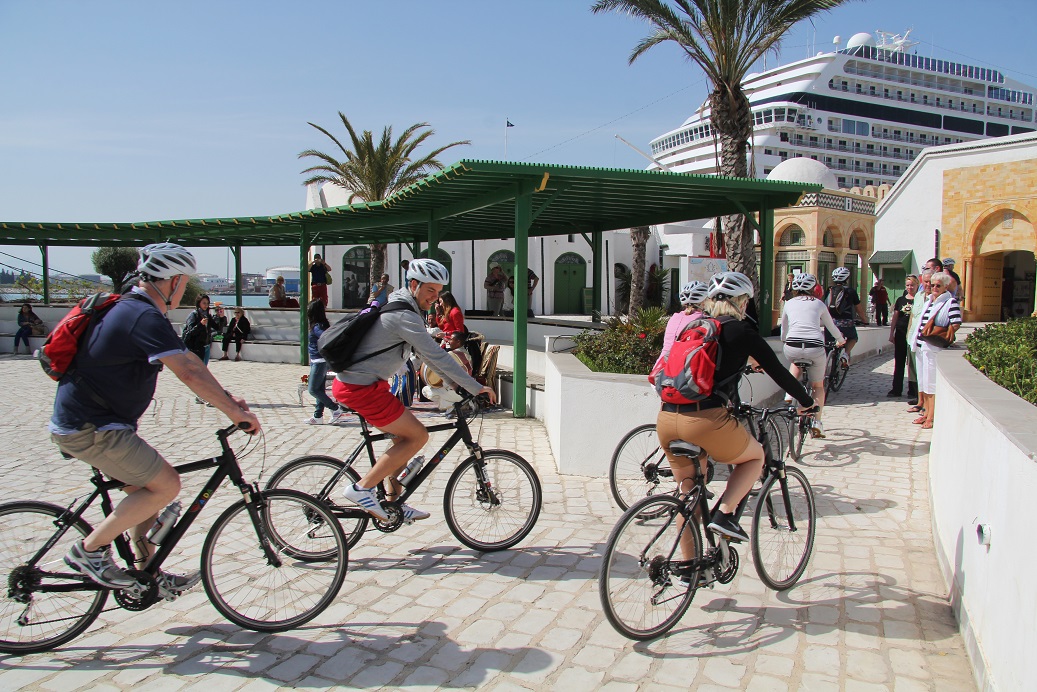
[342,247,371,308]
[554,252,587,314]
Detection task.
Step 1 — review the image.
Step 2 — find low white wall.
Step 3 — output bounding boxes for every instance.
[541,326,889,476]
[930,351,1037,692]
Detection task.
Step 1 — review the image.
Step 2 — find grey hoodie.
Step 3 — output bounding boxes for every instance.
[335,287,483,394]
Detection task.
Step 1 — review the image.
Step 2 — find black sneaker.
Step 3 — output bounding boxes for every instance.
[886,390,902,397]
[707,511,749,543]
[907,397,918,406]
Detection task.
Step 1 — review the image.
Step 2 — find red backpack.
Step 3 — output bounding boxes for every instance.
[649,316,737,404]
[38,292,124,381]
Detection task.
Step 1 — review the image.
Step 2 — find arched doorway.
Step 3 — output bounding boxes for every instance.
[488,249,515,282]
[554,252,587,314]
[999,251,1036,319]
[970,207,1037,320]
[419,248,452,293]
[342,247,370,308]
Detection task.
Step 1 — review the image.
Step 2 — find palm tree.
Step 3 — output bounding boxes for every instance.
[592,0,851,294]
[627,226,651,315]
[299,113,470,282]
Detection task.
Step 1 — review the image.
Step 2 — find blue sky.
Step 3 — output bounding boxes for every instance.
[1,0,1034,277]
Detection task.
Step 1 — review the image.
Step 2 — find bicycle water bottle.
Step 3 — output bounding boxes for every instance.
[146,501,182,545]
[396,456,425,487]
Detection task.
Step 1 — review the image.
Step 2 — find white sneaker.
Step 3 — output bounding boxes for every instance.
[330,410,348,424]
[839,353,850,368]
[810,419,826,439]
[156,570,201,601]
[306,416,325,425]
[342,483,388,521]
[400,504,431,523]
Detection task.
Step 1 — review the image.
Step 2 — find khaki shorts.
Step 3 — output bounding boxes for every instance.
[656,408,752,466]
[52,424,167,487]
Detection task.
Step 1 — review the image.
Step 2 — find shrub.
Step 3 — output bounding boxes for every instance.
[572,307,668,374]
[964,318,1037,405]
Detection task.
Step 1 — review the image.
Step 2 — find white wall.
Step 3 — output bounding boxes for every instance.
[929,351,1037,692]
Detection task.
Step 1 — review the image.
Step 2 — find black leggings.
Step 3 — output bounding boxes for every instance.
[222,337,245,354]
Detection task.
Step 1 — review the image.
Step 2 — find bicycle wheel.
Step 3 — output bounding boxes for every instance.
[266,455,367,551]
[0,501,107,654]
[202,489,348,632]
[763,417,785,463]
[824,352,836,396]
[829,351,848,393]
[599,495,699,640]
[788,416,808,461]
[751,466,816,590]
[444,450,542,551]
[609,424,670,511]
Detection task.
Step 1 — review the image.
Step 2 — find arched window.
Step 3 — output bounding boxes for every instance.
[342,247,371,308]
[488,249,515,282]
[779,225,805,246]
[823,229,836,247]
[849,231,862,250]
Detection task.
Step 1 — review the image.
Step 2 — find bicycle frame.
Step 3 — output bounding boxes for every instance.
[25,424,274,592]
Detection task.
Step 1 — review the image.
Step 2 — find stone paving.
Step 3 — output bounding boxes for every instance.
[0,351,975,690]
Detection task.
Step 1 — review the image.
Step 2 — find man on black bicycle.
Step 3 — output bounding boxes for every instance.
[823,267,868,366]
[656,272,815,543]
[50,243,261,597]
[333,258,496,523]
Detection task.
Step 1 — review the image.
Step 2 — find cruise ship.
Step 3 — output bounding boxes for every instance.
[649,30,1036,189]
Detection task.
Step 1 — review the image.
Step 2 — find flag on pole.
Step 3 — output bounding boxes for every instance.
[506,120,515,128]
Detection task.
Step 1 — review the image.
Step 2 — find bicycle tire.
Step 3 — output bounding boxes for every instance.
[599,495,699,640]
[830,357,848,392]
[443,450,542,551]
[788,416,808,461]
[608,423,669,511]
[265,455,367,551]
[0,501,107,654]
[763,417,785,463]
[824,351,836,397]
[751,466,816,590]
[201,489,348,632]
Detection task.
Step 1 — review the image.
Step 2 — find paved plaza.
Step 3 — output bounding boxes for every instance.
[0,351,974,690]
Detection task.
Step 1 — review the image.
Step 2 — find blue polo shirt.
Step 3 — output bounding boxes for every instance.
[50,290,187,432]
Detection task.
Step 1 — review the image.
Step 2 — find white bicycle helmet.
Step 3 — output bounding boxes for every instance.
[831,267,851,283]
[407,258,450,285]
[706,271,755,300]
[138,243,197,280]
[790,273,817,292]
[679,281,709,307]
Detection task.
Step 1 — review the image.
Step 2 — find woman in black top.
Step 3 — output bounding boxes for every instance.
[887,275,918,398]
[219,307,251,361]
[182,294,214,365]
[656,272,815,544]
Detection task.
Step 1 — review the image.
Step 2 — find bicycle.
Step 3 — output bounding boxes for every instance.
[824,338,849,395]
[0,424,349,655]
[266,394,543,553]
[787,357,818,461]
[599,403,817,640]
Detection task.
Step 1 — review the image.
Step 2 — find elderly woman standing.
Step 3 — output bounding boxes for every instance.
[913,272,962,429]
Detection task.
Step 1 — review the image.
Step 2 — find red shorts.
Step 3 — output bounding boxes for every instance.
[332,379,404,428]
[311,283,328,306]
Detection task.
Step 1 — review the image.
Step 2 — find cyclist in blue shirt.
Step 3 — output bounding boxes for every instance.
[51,243,261,598]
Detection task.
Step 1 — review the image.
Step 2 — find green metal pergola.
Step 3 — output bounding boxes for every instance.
[1,159,818,416]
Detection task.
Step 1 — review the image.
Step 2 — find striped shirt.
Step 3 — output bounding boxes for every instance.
[916,294,962,342]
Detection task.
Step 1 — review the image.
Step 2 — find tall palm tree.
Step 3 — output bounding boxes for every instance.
[592,0,851,294]
[299,112,470,282]
[627,226,651,315]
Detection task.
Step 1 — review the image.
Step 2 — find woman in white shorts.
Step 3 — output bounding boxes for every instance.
[780,273,846,438]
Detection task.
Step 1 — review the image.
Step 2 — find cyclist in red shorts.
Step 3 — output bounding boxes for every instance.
[333,259,496,522]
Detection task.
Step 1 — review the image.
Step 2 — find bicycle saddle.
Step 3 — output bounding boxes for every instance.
[668,440,702,458]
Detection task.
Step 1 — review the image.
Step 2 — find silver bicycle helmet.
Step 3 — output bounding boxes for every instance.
[138,243,197,280]
[831,266,851,283]
[679,281,709,307]
[706,271,755,300]
[790,273,817,292]
[407,258,450,285]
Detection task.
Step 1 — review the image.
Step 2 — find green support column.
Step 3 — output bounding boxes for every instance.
[427,219,439,255]
[39,244,49,305]
[591,228,603,322]
[512,182,532,417]
[759,207,775,335]
[299,230,310,365]
[232,245,243,307]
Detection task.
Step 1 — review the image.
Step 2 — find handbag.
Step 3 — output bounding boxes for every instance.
[919,300,954,348]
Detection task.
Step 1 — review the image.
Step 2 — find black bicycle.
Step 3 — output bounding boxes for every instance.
[599,403,817,640]
[787,358,819,461]
[266,395,542,553]
[0,425,349,654]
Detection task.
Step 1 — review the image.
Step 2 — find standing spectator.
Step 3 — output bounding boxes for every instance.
[887,275,918,397]
[526,268,539,318]
[943,258,963,303]
[502,276,516,317]
[914,272,962,429]
[368,274,394,307]
[436,292,466,335]
[484,264,506,316]
[305,300,347,425]
[781,273,795,303]
[182,295,214,365]
[219,307,251,361]
[905,269,933,408]
[14,302,43,355]
[869,278,890,326]
[309,254,332,307]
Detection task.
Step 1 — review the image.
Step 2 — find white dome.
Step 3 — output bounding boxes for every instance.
[766,158,839,190]
[846,32,875,50]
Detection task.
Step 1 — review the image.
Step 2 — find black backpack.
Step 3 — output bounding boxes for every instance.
[317,301,416,371]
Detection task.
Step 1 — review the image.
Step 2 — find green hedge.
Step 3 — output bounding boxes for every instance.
[964,317,1037,405]
[572,307,667,375]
